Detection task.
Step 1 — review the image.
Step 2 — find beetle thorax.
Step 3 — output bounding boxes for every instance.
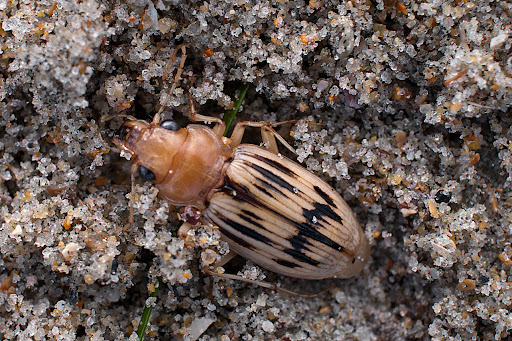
[154,125,232,209]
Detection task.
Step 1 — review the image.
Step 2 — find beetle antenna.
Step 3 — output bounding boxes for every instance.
[100,113,138,123]
[154,44,187,124]
[90,118,122,154]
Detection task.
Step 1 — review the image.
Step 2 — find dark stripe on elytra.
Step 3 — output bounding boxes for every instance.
[291,217,346,253]
[230,176,345,254]
[221,218,272,246]
[314,185,336,208]
[303,202,342,225]
[288,234,309,252]
[220,178,260,206]
[247,154,345,253]
[250,153,298,177]
[275,259,300,268]
[218,225,253,249]
[284,247,320,266]
[254,184,273,198]
[221,175,347,257]
[240,207,324,266]
[222,171,275,200]
[251,163,296,194]
[240,213,267,232]
[241,209,260,220]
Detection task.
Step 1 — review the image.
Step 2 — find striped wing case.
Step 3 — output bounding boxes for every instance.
[203,144,369,280]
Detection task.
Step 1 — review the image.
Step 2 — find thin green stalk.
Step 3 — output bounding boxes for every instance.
[136,278,161,341]
[223,83,250,136]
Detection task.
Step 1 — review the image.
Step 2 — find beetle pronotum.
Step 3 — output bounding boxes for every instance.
[109,45,370,295]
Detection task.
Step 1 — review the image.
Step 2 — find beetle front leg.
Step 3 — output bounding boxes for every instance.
[154,44,188,124]
[186,95,226,137]
[122,163,138,231]
[229,121,297,155]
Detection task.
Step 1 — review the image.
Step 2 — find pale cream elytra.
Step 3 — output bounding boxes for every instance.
[110,45,370,296]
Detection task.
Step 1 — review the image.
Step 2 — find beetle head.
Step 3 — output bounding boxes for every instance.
[113,119,188,184]
[113,120,149,154]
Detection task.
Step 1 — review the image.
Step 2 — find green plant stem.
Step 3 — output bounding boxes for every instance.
[223,83,250,136]
[136,278,161,341]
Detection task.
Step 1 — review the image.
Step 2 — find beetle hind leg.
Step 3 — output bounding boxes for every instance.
[177,224,331,297]
[203,265,334,298]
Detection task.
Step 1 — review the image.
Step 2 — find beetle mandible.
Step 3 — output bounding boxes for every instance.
[110,45,370,291]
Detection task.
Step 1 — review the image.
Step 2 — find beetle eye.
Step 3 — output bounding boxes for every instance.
[161,119,180,131]
[139,165,155,181]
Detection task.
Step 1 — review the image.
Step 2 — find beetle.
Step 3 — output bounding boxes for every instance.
[108,46,369,294]
[112,104,369,280]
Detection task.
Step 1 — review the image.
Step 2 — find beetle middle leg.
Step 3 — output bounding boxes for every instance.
[229,121,297,154]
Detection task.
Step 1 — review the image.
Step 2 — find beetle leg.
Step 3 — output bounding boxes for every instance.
[213,251,237,268]
[203,265,334,298]
[260,125,280,154]
[187,95,226,137]
[153,43,227,138]
[177,221,199,248]
[154,44,188,124]
[229,121,297,155]
[177,222,193,240]
[122,163,138,231]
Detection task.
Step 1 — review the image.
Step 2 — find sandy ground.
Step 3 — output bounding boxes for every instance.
[1,0,512,340]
